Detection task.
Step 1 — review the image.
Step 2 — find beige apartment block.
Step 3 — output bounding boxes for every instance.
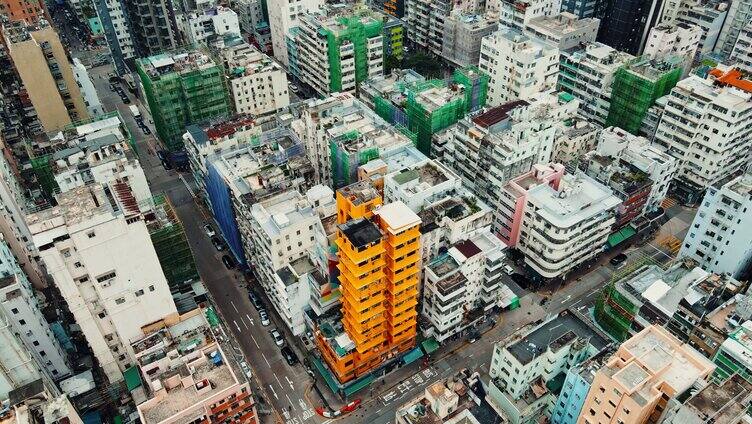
[578,325,714,424]
[3,22,88,132]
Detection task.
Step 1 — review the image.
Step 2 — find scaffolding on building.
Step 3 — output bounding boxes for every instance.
[137,57,230,152]
[605,57,682,135]
[146,194,199,292]
[325,14,384,93]
[329,130,381,188]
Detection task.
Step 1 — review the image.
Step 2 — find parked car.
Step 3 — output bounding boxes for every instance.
[211,237,225,251]
[281,346,299,365]
[203,224,216,237]
[121,96,131,104]
[270,328,285,346]
[248,291,263,310]
[140,125,151,135]
[610,253,628,267]
[221,254,235,269]
[259,310,270,326]
[503,264,514,275]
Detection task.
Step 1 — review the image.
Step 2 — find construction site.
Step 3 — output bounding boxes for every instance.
[136,51,230,152]
[605,55,684,134]
[370,66,489,156]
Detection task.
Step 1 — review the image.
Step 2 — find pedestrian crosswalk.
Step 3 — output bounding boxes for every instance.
[661,197,678,210]
[656,234,682,255]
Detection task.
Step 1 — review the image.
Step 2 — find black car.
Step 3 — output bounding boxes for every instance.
[248,291,263,310]
[211,237,225,251]
[121,97,131,104]
[281,346,299,365]
[610,253,628,266]
[222,254,236,269]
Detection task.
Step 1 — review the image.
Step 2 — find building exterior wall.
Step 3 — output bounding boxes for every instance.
[730,21,752,72]
[0,0,47,23]
[221,42,290,116]
[72,58,105,117]
[28,188,178,384]
[0,239,71,385]
[268,0,323,67]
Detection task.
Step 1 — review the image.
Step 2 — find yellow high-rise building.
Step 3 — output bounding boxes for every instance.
[317,180,421,384]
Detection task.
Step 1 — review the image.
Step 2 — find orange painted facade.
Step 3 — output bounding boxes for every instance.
[319,182,420,384]
[0,0,47,23]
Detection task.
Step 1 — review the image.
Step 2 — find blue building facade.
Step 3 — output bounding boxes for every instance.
[205,163,247,268]
[550,348,613,424]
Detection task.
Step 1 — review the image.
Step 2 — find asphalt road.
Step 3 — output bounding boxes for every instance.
[81,54,697,424]
[86,63,325,424]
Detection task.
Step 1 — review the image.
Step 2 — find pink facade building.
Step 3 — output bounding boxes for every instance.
[498,163,565,246]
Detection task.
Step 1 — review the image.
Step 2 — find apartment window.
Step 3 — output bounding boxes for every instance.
[115,297,126,305]
[87,231,96,238]
[11,308,18,314]
[19,319,26,325]
[33,340,39,346]
[39,350,46,357]
[589,409,595,416]
[149,285,155,292]
[96,271,117,283]
[135,289,144,297]
[98,312,107,319]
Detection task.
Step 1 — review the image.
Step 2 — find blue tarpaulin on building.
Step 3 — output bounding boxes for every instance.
[205,163,246,267]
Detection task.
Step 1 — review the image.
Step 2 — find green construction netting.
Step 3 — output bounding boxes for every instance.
[343,373,374,397]
[205,307,220,327]
[605,57,682,135]
[324,13,384,92]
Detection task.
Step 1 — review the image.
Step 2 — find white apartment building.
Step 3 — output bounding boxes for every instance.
[643,23,702,75]
[304,185,339,316]
[248,190,323,335]
[178,6,240,46]
[499,0,556,30]
[0,237,71,387]
[487,310,609,424]
[730,21,752,71]
[680,172,752,279]
[675,0,729,54]
[422,229,507,342]
[0,141,46,289]
[235,0,264,34]
[268,0,323,67]
[219,42,290,116]
[552,119,600,164]
[716,0,752,57]
[27,185,178,384]
[596,126,679,213]
[292,6,384,96]
[418,195,493,264]
[52,131,151,209]
[518,172,620,280]
[441,92,579,234]
[558,42,635,127]
[291,93,412,187]
[479,27,559,106]
[72,58,105,117]
[523,12,600,49]
[653,66,752,204]
[384,160,462,213]
[183,116,260,194]
[95,0,135,69]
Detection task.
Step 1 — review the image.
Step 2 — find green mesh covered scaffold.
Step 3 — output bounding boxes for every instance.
[148,194,199,292]
[605,56,682,135]
[325,13,384,93]
[137,54,230,152]
[329,130,380,188]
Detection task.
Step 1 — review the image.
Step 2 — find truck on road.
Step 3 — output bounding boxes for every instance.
[129,105,140,118]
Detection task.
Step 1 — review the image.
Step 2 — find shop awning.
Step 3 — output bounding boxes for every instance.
[312,356,340,393]
[421,337,439,354]
[343,374,374,397]
[402,347,424,365]
[123,366,142,391]
[607,226,637,248]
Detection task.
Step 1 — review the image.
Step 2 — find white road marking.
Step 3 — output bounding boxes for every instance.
[242,319,249,330]
[246,314,255,326]
[233,320,241,332]
[286,375,295,390]
[262,352,271,367]
[231,300,238,313]
[286,393,295,409]
[250,334,260,348]
[269,384,278,399]
[275,374,284,389]
[298,398,307,411]
[321,420,333,424]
